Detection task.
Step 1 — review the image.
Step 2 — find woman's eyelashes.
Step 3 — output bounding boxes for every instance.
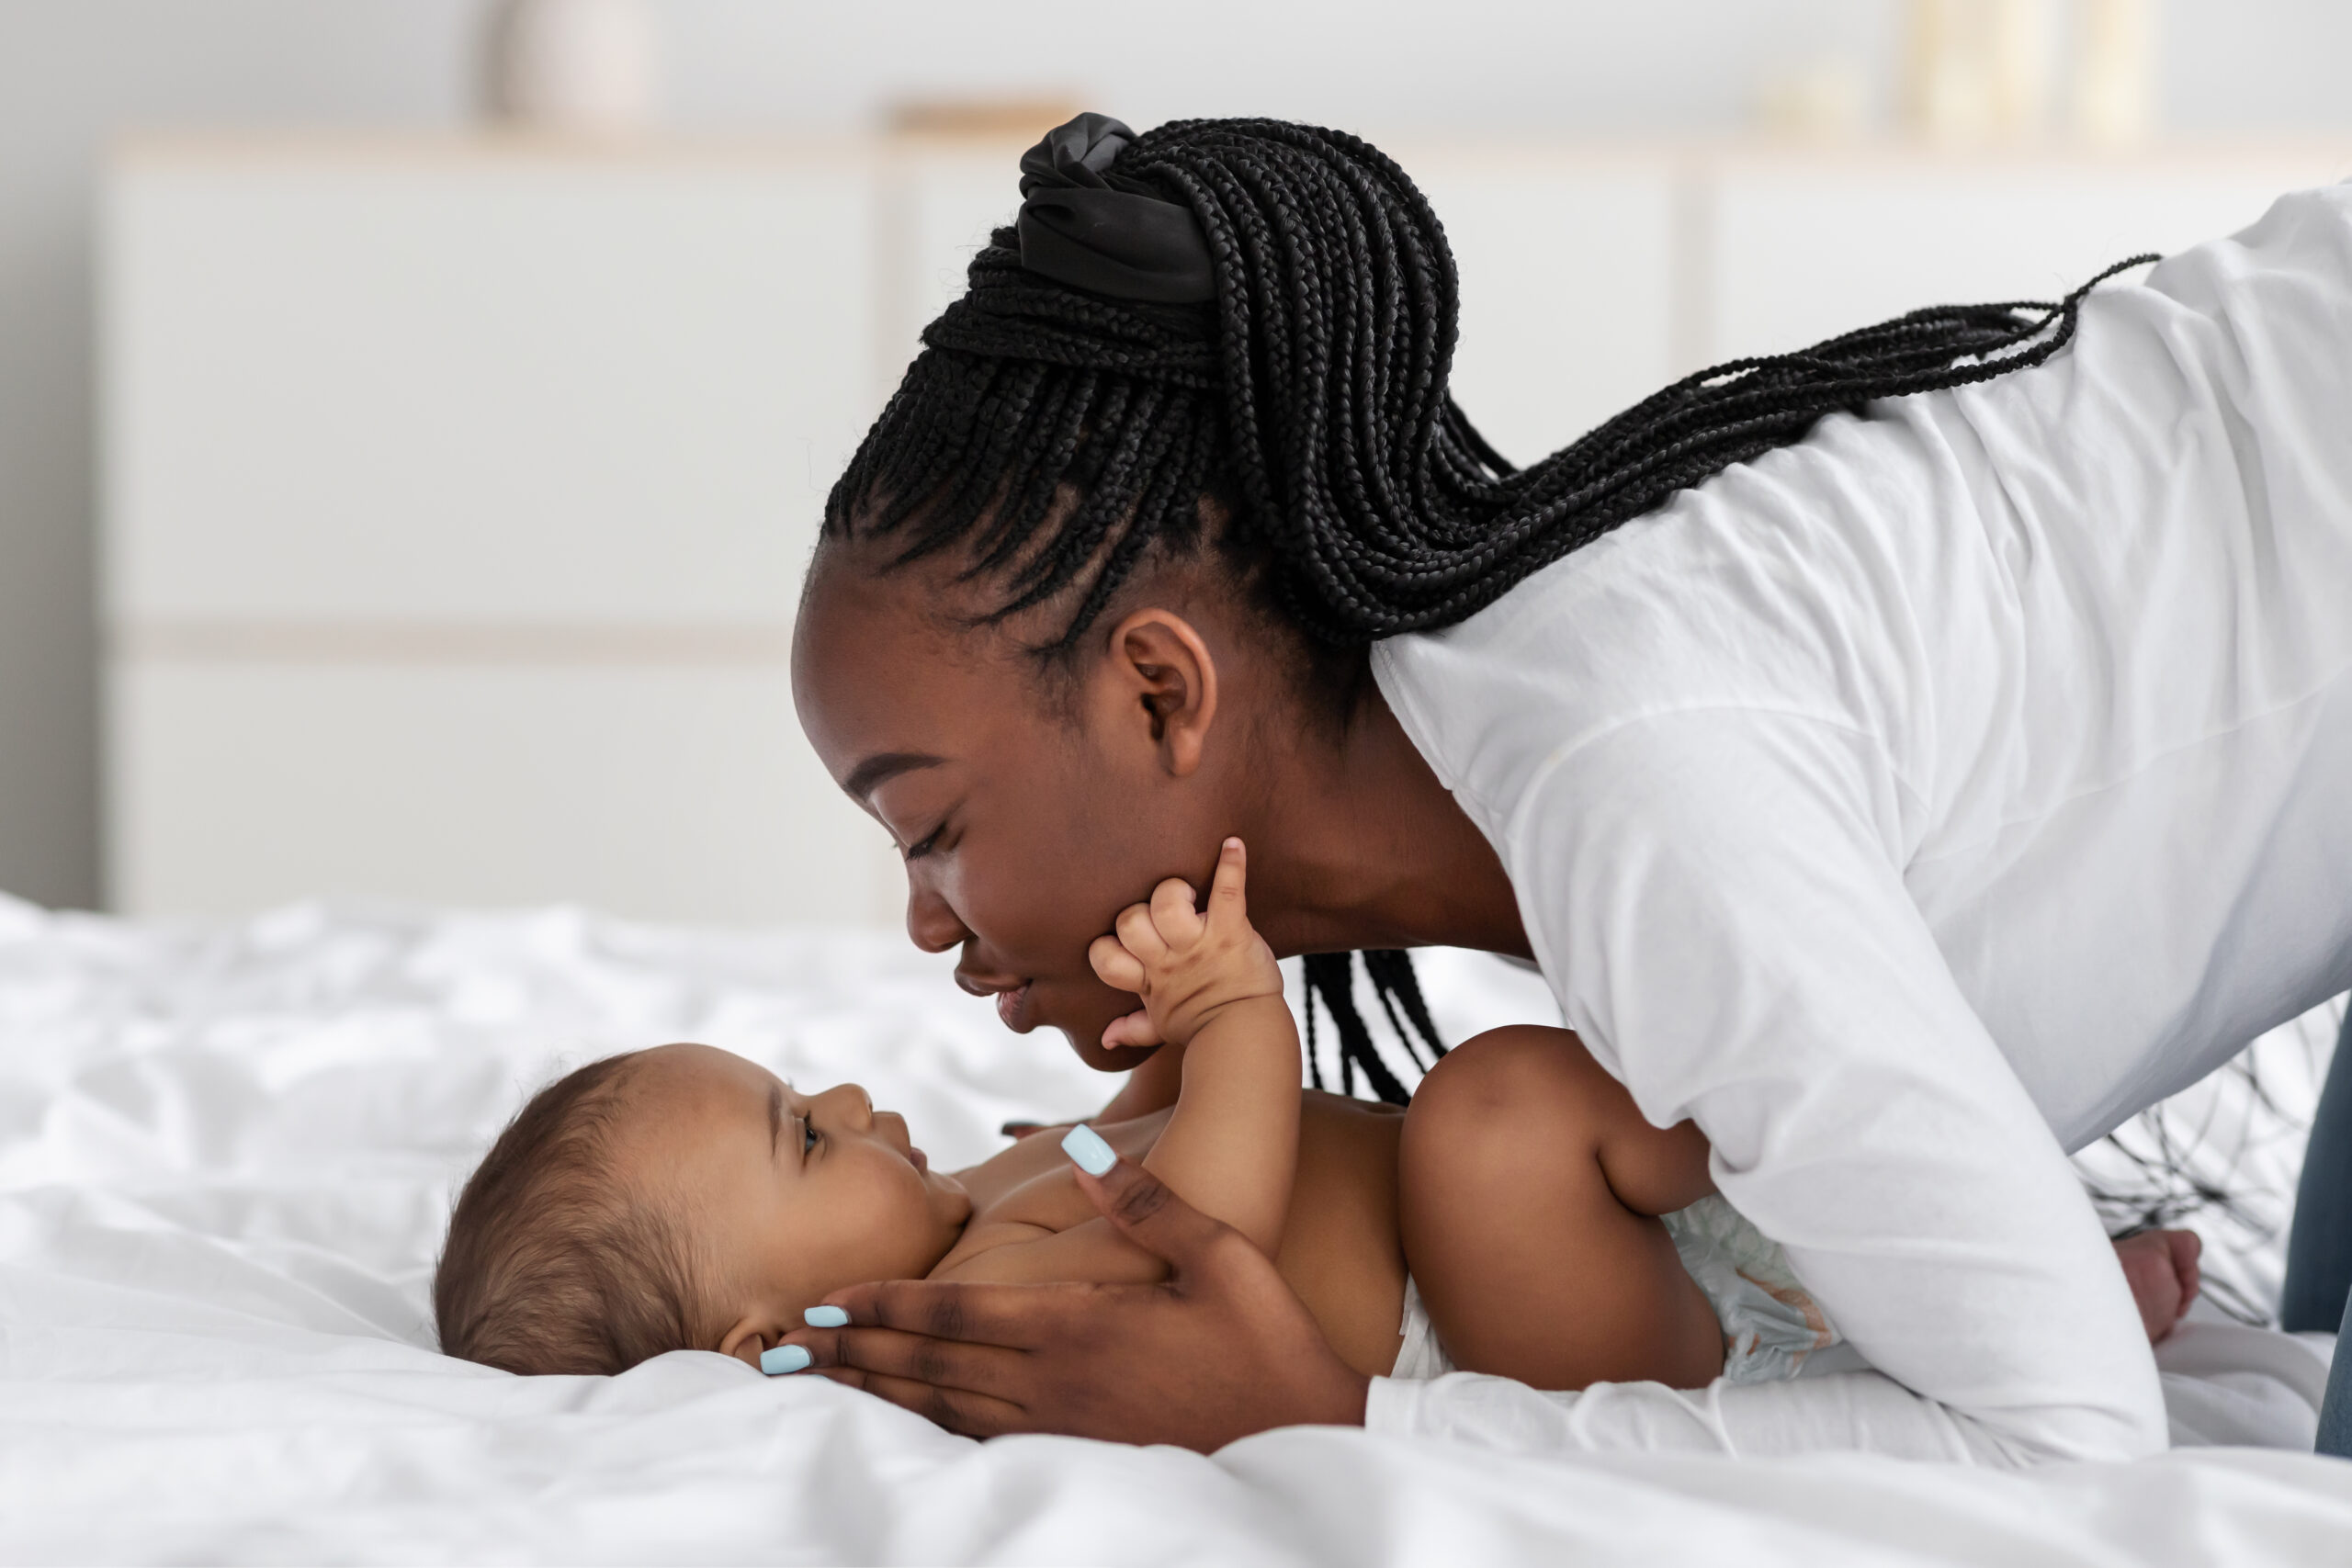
[900,821,946,861]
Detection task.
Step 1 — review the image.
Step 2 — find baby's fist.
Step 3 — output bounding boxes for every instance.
[1089,839,1283,1047]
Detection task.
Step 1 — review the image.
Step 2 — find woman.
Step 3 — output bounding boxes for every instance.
[781,114,2352,1464]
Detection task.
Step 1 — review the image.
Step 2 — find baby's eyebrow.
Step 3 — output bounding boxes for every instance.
[767,1081,785,1157]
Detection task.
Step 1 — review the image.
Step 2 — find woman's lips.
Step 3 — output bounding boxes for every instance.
[994,982,1034,1032]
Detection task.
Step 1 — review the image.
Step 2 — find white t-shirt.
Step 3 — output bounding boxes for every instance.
[1363,184,2352,1466]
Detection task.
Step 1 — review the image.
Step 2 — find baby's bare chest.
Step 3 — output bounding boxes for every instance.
[963,1115,1167,1233]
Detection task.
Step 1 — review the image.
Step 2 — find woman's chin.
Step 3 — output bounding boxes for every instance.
[1062,1028,1160,1075]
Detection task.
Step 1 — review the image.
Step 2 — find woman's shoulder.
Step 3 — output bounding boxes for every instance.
[1373,412,1962,804]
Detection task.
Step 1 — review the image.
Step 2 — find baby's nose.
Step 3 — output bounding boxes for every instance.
[825,1082,875,1128]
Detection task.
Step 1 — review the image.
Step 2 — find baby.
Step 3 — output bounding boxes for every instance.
[435,840,2202,1391]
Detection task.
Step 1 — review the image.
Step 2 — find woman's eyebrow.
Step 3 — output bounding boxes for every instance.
[843,750,944,801]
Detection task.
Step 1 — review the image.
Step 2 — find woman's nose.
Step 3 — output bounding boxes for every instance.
[905,868,970,955]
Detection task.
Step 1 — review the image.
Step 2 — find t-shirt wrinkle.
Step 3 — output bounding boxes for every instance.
[1905,654,2352,872]
[1520,701,1927,832]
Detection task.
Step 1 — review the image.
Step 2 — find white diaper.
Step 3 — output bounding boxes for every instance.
[1390,1274,1457,1380]
[1389,1194,1838,1385]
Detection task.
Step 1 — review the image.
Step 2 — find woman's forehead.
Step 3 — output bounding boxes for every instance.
[794,552,1052,769]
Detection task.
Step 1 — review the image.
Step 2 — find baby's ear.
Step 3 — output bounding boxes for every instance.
[718,1313,777,1371]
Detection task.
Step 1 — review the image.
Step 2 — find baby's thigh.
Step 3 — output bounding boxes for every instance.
[1397,1027,1719,1390]
[1397,1026,1612,1247]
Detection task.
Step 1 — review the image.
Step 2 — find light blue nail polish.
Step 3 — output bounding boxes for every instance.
[761,1343,811,1376]
[804,1304,849,1328]
[1062,1122,1116,1177]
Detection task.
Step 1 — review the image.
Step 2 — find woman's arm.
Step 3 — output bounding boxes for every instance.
[1461,709,2165,1463]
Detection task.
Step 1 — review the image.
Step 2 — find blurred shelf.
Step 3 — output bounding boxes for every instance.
[97,131,2352,922]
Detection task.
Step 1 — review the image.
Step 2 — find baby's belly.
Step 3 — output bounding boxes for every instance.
[960,1092,1409,1378]
[1276,1094,1409,1381]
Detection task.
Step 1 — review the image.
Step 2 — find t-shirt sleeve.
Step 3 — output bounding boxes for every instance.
[1366,1366,2020,1462]
[1417,707,2166,1465]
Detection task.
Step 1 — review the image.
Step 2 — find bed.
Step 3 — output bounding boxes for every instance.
[3,890,2347,1564]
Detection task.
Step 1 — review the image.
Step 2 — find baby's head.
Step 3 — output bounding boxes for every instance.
[434,1043,972,1375]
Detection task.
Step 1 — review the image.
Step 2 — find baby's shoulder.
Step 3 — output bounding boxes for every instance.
[950,1112,1166,1230]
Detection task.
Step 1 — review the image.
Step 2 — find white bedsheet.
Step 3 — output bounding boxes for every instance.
[3,893,2348,1564]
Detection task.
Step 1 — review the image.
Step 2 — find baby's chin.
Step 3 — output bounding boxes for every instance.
[927,1168,975,1225]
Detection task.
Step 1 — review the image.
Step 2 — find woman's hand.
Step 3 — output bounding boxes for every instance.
[773,1150,1371,1450]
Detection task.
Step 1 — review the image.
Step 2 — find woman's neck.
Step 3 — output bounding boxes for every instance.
[1240,682,1530,962]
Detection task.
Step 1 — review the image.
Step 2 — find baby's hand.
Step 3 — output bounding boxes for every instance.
[1088,839,1284,1049]
[2112,1227,2201,1343]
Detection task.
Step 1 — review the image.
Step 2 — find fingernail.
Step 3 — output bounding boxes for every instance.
[761,1344,811,1376]
[1061,1122,1116,1177]
[803,1304,849,1328]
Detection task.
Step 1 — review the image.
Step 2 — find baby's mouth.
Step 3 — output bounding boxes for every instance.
[909,1145,929,1173]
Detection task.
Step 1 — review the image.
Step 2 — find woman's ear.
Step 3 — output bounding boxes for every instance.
[1106,610,1220,777]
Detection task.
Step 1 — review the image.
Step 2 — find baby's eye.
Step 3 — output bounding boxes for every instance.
[803,1119,820,1155]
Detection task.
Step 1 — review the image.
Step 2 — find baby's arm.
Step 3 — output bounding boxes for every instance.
[933,839,1300,1281]
[1097,840,1298,1255]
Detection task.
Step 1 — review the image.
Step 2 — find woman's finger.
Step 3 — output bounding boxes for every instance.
[788,1323,1033,1404]
[855,1371,1031,1438]
[1069,1146,1246,1284]
[811,1277,1080,1349]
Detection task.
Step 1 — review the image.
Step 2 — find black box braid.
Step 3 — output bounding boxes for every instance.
[824,116,2153,1101]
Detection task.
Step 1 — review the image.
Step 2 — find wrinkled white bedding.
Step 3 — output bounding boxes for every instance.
[3,893,2348,1565]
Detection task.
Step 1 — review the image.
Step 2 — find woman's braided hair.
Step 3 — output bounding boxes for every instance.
[825,115,2150,1100]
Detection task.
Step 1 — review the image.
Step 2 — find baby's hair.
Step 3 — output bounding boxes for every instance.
[434,1052,713,1376]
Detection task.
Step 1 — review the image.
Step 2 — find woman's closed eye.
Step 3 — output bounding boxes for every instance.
[901,822,945,861]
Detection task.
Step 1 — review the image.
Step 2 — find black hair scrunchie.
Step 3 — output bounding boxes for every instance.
[1015,112,1216,305]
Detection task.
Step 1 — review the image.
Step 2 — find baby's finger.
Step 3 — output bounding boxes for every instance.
[1100,1009,1162,1050]
[1205,838,1248,923]
[1089,933,1147,993]
[1115,901,1170,962]
[1150,875,1204,943]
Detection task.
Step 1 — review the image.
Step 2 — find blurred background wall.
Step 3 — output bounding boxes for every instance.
[4,0,2351,920]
